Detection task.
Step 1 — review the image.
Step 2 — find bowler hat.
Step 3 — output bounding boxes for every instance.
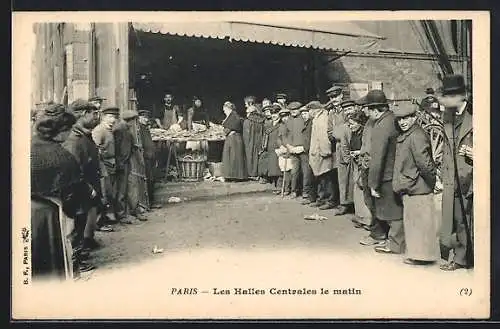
[393,103,417,118]
[357,90,388,108]
[326,85,343,96]
[441,74,466,96]
[122,110,139,121]
[287,101,303,111]
[101,107,120,116]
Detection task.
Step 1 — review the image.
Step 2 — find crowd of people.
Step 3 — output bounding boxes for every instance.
[31,96,159,280]
[30,73,473,282]
[220,74,473,271]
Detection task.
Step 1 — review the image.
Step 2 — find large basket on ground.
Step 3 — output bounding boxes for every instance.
[177,155,206,182]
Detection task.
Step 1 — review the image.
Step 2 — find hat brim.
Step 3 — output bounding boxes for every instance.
[440,86,466,96]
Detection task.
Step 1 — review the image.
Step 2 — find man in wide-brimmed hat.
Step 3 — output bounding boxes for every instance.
[357,90,405,255]
[438,74,473,271]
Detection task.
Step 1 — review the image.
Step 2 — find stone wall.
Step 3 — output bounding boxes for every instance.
[324,54,464,100]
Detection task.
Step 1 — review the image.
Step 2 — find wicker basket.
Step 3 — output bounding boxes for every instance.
[177,155,206,182]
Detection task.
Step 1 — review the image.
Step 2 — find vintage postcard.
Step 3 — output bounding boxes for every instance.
[12,10,490,319]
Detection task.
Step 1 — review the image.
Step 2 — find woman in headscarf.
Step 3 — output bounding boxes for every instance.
[31,104,97,281]
[221,101,248,181]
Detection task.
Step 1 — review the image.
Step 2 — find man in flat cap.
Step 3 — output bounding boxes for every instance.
[358,90,405,255]
[307,101,337,209]
[275,93,288,108]
[63,100,112,260]
[282,101,306,198]
[89,96,106,110]
[259,104,283,191]
[115,110,149,222]
[438,74,473,271]
[138,110,159,208]
[392,102,438,266]
[92,107,120,223]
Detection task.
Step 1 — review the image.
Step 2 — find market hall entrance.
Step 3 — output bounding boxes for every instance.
[129,30,331,122]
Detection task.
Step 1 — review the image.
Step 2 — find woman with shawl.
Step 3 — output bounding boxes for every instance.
[31,104,97,281]
[221,101,248,181]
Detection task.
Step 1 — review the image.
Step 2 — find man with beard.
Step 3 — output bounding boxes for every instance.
[438,74,473,271]
[243,103,266,180]
[154,92,179,130]
[63,100,111,258]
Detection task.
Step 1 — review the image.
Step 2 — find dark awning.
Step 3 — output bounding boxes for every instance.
[131,20,385,53]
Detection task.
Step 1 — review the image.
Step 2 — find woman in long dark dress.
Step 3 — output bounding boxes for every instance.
[31,104,96,281]
[221,101,248,181]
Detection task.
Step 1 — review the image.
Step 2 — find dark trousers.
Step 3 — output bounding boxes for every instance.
[452,196,474,267]
[283,155,301,194]
[300,153,313,197]
[145,158,155,204]
[310,170,336,203]
[115,163,130,218]
[330,168,340,206]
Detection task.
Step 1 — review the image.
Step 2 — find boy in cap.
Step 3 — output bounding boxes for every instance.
[92,107,120,223]
[438,74,473,271]
[392,102,438,266]
[276,107,296,196]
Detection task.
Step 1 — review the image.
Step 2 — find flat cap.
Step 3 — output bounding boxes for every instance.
[276,93,288,99]
[306,101,324,110]
[138,109,151,117]
[287,101,303,111]
[393,103,417,118]
[89,96,106,102]
[69,99,97,114]
[122,110,139,120]
[101,107,120,115]
[278,108,291,116]
[326,85,343,96]
[340,100,356,108]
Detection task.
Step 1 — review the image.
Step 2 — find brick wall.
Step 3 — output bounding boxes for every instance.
[324,55,464,100]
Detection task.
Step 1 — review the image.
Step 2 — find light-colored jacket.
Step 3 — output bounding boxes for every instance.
[309,110,334,176]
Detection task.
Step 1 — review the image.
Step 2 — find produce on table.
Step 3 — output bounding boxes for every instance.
[151,122,226,141]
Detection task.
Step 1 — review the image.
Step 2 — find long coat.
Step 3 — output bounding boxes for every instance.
[440,103,473,250]
[259,121,282,177]
[393,124,437,196]
[222,111,248,180]
[334,123,354,204]
[243,111,265,177]
[309,110,334,177]
[368,110,403,221]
